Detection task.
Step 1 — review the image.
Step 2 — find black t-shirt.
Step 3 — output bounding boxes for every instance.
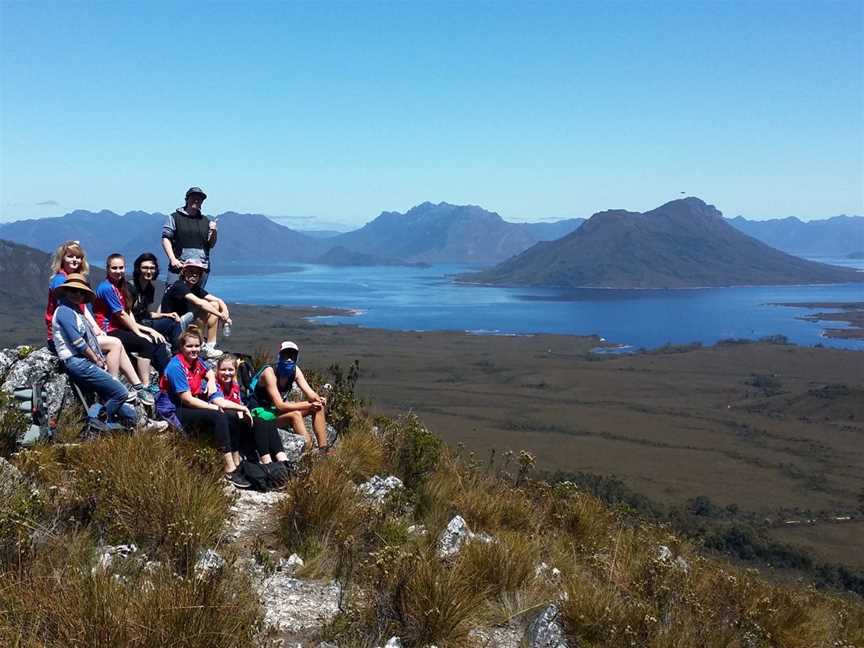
[160,281,208,317]
[128,283,155,321]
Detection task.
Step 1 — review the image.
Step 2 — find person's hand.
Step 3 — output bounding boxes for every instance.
[209,219,218,232]
[169,259,184,272]
[166,312,180,322]
[147,329,167,345]
[97,358,107,370]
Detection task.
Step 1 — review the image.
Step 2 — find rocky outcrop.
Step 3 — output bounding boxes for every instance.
[525,604,569,648]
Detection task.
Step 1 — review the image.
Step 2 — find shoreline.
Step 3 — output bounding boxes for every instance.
[771,301,864,340]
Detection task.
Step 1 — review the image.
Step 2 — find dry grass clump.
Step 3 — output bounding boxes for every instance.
[333,422,387,481]
[418,457,536,535]
[457,530,540,597]
[11,433,230,572]
[0,531,261,647]
[279,456,369,561]
[70,434,230,571]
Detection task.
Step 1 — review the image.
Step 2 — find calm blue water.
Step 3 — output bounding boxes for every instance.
[208,259,864,350]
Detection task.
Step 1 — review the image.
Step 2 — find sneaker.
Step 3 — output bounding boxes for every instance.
[140,418,169,434]
[202,343,224,359]
[225,469,251,489]
[136,387,155,407]
[145,384,161,395]
[125,389,139,404]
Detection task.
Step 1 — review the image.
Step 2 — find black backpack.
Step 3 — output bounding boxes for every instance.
[239,460,291,492]
[233,354,260,403]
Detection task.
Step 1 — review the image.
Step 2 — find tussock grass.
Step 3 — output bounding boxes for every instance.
[70,434,230,571]
[279,456,367,559]
[457,530,539,597]
[334,423,386,481]
[395,548,487,646]
[0,531,261,648]
[11,433,229,572]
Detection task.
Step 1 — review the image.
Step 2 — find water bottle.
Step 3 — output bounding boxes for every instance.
[223,322,232,338]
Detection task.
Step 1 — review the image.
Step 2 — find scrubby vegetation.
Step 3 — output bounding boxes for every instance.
[1,360,863,646]
[280,416,864,646]
[0,430,262,646]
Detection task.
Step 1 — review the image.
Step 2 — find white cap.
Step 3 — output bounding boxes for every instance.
[279,341,299,353]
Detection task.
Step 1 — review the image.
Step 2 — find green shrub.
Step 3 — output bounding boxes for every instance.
[381,413,442,490]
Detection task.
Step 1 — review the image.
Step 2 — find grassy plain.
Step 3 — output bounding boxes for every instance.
[3,303,862,570]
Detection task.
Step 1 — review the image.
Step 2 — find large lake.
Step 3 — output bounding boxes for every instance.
[208,257,864,351]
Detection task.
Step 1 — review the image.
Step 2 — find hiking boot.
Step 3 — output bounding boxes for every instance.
[225,469,251,489]
[136,387,155,407]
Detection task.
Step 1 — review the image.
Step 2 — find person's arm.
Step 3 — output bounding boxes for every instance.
[295,367,325,407]
[56,308,106,369]
[262,368,313,413]
[161,214,183,271]
[205,295,231,323]
[207,217,218,248]
[115,310,167,344]
[187,292,229,321]
[177,390,220,411]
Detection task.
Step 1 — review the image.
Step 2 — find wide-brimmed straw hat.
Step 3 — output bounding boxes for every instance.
[55,273,96,302]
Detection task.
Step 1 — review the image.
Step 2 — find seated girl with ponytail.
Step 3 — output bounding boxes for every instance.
[247,341,331,455]
[215,355,293,474]
[159,326,253,489]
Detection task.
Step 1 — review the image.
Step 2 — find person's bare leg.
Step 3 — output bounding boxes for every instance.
[277,411,312,447]
[135,357,152,387]
[260,453,273,464]
[117,348,142,384]
[98,336,121,378]
[206,313,219,345]
[222,452,238,474]
[312,408,328,450]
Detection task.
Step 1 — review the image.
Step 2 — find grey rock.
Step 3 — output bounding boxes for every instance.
[438,515,472,559]
[279,553,304,573]
[317,643,340,648]
[406,523,427,536]
[93,543,139,572]
[524,604,568,648]
[357,475,404,504]
[0,456,25,501]
[224,488,284,543]
[256,574,341,634]
[194,548,226,576]
[383,638,403,648]
[657,545,673,562]
[278,428,308,463]
[0,348,19,379]
[1,347,59,393]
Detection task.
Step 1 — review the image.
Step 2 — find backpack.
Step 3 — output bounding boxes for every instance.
[11,381,51,446]
[239,460,292,492]
[233,354,260,402]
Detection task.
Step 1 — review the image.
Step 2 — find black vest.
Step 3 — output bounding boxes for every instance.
[171,210,210,259]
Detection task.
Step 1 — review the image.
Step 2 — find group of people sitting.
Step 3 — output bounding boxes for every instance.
[45,237,330,489]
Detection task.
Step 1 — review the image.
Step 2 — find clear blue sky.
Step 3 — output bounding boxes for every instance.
[1,1,861,228]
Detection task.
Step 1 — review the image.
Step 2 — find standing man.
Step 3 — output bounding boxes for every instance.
[162,186,217,287]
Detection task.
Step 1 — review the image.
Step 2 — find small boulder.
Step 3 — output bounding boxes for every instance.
[524,604,568,648]
[438,515,472,559]
[0,456,24,501]
[93,543,139,573]
[357,475,404,504]
[194,548,226,576]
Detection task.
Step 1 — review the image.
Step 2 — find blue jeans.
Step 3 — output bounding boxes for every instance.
[141,312,194,352]
[64,356,137,422]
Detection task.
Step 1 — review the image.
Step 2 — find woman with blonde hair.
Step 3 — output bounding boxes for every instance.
[45,241,152,405]
[159,326,252,489]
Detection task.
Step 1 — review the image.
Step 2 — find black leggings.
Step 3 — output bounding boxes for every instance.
[176,407,247,454]
[109,329,169,373]
[251,417,285,459]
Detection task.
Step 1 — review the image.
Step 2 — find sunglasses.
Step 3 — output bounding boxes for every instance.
[66,288,88,295]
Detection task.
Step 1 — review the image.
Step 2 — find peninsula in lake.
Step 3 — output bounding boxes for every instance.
[459,197,864,289]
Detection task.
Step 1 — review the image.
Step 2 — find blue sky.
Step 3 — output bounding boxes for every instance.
[1,1,861,228]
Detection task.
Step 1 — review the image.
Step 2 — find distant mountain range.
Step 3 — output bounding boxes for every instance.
[0,202,860,274]
[0,202,583,268]
[727,215,864,256]
[459,198,864,289]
